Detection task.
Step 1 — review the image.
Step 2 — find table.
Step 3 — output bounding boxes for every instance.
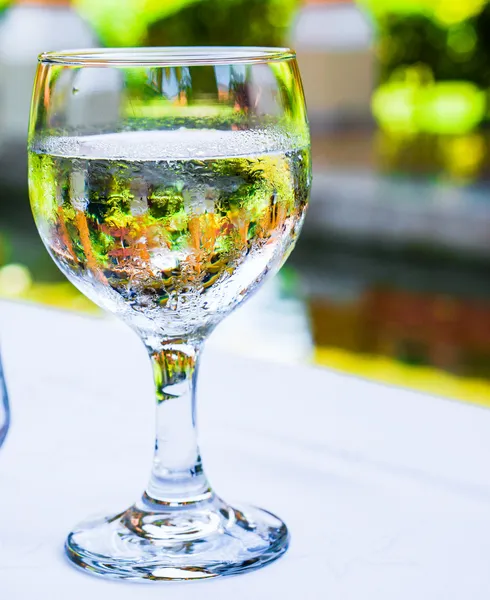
[1,300,490,598]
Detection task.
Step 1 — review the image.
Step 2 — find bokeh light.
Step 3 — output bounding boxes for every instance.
[0,264,31,297]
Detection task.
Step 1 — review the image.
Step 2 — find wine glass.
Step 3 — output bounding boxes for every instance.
[28,47,310,581]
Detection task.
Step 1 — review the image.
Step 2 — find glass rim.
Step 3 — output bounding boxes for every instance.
[38,46,296,67]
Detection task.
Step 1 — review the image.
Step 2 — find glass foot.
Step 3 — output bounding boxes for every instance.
[65,499,289,581]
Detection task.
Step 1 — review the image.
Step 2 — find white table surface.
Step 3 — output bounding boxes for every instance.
[1,300,490,599]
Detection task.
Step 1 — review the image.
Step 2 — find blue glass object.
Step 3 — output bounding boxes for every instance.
[0,350,8,448]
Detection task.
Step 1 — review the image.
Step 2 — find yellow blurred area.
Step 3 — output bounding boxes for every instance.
[0,264,97,313]
[362,0,488,24]
[24,283,98,313]
[315,347,490,408]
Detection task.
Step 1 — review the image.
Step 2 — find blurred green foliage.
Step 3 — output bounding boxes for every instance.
[0,0,298,47]
[144,0,298,47]
[361,0,490,135]
[373,9,490,88]
[79,0,298,48]
[76,0,200,47]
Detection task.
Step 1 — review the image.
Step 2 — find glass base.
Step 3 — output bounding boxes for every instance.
[65,499,289,581]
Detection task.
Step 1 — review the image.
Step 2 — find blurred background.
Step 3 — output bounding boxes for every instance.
[1,0,490,405]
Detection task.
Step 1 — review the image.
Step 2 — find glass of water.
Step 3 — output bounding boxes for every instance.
[28,48,310,581]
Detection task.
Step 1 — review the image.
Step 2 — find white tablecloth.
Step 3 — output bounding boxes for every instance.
[1,301,490,598]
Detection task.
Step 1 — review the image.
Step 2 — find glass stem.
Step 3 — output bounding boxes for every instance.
[142,338,212,508]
